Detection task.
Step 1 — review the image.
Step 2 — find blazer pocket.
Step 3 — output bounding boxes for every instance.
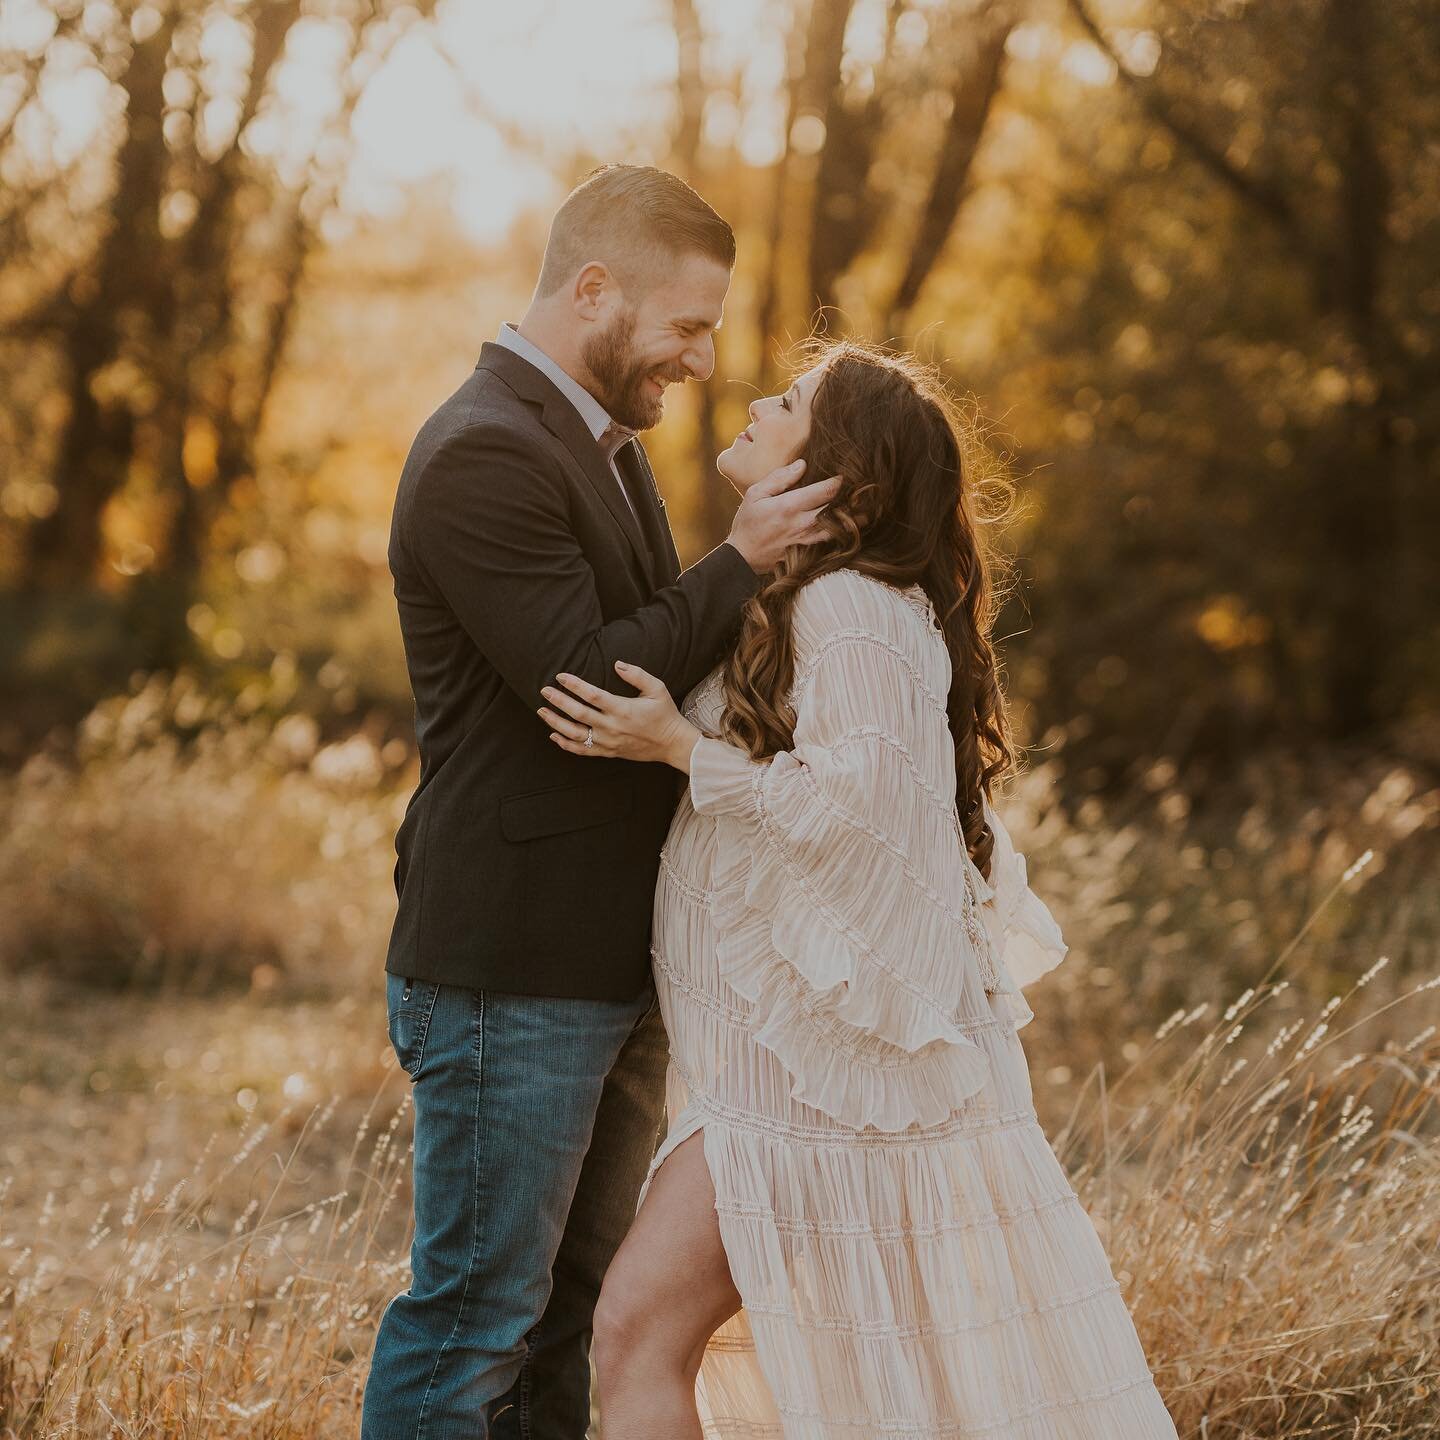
[500,778,634,842]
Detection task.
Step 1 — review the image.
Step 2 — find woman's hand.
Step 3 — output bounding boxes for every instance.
[540,661,702,772]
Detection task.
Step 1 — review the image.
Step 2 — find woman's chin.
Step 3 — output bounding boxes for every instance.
[716,445,744,485]
[717,444,764,494]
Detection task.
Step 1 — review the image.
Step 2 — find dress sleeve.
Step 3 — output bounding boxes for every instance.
[686,573,998,1131]
[967,798,1070,1032]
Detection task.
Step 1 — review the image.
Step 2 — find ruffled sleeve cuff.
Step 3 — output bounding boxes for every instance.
[701,771,995,1131]
[977,801,1069,995]
[688,734,769,817]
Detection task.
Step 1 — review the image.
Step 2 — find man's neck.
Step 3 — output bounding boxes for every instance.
[514,312,594,397]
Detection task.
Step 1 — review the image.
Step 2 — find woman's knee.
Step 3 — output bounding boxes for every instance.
[592,1269,665,1377]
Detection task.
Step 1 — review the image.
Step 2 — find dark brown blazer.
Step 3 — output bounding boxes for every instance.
[385,342,760,998]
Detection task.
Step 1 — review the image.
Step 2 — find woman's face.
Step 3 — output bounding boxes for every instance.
[717,363,828,492]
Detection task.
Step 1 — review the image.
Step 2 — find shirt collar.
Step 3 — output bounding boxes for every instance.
[495,322,634,455]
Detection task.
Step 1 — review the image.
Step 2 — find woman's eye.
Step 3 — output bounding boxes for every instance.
[780,394,791,412]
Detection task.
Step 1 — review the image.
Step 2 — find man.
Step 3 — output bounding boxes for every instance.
[361,164,839,1438]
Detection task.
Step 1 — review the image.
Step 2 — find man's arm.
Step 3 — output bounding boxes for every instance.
[405,422,762,708]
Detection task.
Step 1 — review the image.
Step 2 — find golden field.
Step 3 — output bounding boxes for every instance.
[2,683,1436,1438]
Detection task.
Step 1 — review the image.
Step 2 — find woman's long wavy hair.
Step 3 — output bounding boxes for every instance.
[718,340,1017,878]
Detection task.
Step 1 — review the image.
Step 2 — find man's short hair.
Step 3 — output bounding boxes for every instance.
[535,164,736,299]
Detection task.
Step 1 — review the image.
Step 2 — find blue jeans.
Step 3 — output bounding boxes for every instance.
[361,972,668,1439]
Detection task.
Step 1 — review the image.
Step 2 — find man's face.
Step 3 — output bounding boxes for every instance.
[580,253,730,430]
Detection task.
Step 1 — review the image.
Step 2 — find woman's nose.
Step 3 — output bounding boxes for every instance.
[748,397,762,422]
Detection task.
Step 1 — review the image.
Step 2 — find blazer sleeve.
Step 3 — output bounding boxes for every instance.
[403,422,761,708]
[683,572,1000,1131]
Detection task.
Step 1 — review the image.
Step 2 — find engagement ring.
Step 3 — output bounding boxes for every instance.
[584,727,594,748]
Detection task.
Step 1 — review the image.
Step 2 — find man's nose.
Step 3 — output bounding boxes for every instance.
[685,334,715,382]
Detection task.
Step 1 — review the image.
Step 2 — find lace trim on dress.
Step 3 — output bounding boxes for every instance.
[744,1275,1125,1339]
[683,1069,1041,1146]
[796,631,950,716]
[766,1371,1165,1436]
[827,726,959,817]
[824,570,942,635]
[785,753,996,963]
[714,1187,1083,1240]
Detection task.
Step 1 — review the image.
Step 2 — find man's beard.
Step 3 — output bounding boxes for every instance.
[581,308,680,430]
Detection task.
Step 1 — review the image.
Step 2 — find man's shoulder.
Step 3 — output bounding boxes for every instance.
[402,372,557,487]
[422,368,548,449]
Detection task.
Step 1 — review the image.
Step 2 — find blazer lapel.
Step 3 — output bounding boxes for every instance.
[477,344,653,583]
[629,441,682,584]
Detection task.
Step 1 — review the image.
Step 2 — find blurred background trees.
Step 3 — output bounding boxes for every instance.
[2,0,437,688]
[6,13,1438,1430]
[1,0,1436,783]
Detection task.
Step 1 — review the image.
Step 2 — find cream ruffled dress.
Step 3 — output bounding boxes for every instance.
[642,568,1179,1438]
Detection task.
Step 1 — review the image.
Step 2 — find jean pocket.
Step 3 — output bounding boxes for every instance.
[386,973,442,1080]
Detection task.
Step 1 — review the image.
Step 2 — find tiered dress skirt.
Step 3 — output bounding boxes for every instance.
[639,571,1180,1439]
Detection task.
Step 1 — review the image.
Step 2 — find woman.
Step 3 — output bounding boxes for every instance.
[538,342,1179,1438]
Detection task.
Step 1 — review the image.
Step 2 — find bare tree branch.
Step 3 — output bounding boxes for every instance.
[754,2,813,387]
[1065,0,1319,274]
[886,3,1014,333]
[668,0,731,550]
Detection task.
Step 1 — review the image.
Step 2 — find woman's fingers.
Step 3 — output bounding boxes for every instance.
[538,705,591,741]
[550,731,607,757]
[614,660,665,695]
[554,672,612,710]
[540,683,603,724]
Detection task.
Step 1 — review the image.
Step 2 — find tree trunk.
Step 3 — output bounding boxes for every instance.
[756,18,804,390]
[801,0,861,317]
[156,0,304,599]
[670,0,732,552]
[21,8,178,591]
[886,8,1013,336]
[1319,0,1395,736]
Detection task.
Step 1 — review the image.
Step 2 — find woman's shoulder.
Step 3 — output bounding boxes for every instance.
[793,567,939,646]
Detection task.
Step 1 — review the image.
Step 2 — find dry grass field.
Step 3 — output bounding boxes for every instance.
[3,682,1437,1438]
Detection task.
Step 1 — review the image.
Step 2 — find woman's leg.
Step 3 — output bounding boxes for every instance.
[592,1130,741,1440]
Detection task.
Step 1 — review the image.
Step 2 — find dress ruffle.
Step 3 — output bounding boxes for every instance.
[978,799,1069,987]
[693,736,993,1132]
[970,799,1070,1032]
[697,1114,1179,1439]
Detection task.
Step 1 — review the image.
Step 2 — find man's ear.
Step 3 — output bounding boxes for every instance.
[572,261,617,321]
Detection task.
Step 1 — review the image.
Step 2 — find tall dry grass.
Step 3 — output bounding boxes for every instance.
[5,944,1434,1436]
[0,673,410,993]
[2,686,1437,1436]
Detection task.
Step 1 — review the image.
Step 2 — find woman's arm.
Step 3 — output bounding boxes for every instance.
[554,570,999,1131]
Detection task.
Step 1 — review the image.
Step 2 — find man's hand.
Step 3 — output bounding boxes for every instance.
[727,459,842,574]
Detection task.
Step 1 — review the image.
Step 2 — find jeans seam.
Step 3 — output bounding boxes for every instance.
[413,988,486,1439]
[404,982,442,1080]
[629,980,661,1037]
[517,1320,536,1438]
